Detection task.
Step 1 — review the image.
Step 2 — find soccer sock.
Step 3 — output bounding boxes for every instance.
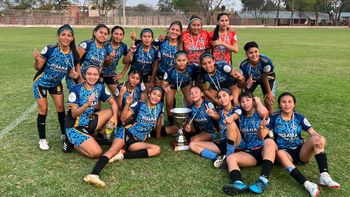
[37,114,47,139]
[226,139,235,155]
[161,126,167,136]
[229,170,242,183]
[315,152,328,173]
[91,156,109,175]
[261,159,274,178]
[168,116,175,125]
[57,111,66,135]
[200,149,218,160]
[124,149,149,159]
[289,167,307,185]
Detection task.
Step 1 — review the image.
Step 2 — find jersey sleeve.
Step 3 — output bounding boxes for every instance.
[266,114,276,131]
[78,41,89,50]
[233,107,242,116]
[154,48,161,61]
[40,45,53,59]
[100,84,112,102]
[114,83,123,97]
[130,101,142,115]
[230,32,238,43]
[216,62,232,74]
[260,55,274,73]
[297,113,313,132]
[163,69,171,83]
[67,86,80,107]
[122,43,128,56]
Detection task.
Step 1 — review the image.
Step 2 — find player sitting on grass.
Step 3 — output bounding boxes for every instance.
[222,92,277,195]
[262,92,340,197]
[84,86,164,188]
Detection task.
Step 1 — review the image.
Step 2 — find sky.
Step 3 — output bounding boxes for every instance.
[125,0,243,11]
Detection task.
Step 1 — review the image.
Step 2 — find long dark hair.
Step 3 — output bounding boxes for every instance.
[167,21,183,49]
[92,24,110,39]
[212,13,229,41]
[57,24,79,66]
[187,15,202,32]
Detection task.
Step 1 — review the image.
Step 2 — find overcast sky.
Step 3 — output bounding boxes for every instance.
[126,0,243,11]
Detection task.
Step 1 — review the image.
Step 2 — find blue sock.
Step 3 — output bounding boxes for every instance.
[226,143,235,155]
[200,149,217,160]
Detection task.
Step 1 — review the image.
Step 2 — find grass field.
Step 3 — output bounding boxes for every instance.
[0,27,349,196]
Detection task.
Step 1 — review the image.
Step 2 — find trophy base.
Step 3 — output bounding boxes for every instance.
[170,140,189,151]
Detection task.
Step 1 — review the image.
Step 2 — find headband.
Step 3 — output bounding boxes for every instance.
[189,17,202,24]
[174,50,187,58]
[200,52,214,62]
[140,28,154,38]
[220,88,232,95]
[58,24,74,35]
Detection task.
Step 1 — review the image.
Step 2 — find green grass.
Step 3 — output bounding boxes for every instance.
[0,27,349,196]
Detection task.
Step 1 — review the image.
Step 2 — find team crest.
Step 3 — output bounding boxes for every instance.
[68,92,76,102]
[57,86,61,92]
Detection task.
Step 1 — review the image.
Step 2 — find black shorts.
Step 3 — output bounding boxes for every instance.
[246,72,276,96]
[243,146,263,165]
[213,139,227,155]
[129,68,152,84]
[101,76,118,85]
[34,82,63,99]
[124,130,141,151]
[169,81,191,90]
[281,145,307,165]
[157,70,165,80]
[69,113,99,134]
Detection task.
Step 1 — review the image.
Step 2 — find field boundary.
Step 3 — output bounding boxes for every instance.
[0,103,37,140]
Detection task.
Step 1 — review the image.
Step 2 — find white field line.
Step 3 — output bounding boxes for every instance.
[0,102,37,140]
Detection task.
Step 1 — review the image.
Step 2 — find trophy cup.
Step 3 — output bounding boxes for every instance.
[170,108,191,151]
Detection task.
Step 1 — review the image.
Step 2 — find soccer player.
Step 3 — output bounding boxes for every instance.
[189,89,242,166]
[76,24,110,83]
[129,28,160,90]
[161,51,198,125]
[240,41,276,114]
[64,65,118,157]
[262,92,340,197]
[210,13,239,65]
[155,21,183,86]
[115,70,146,113]
[199,52,244,106]
[222,92,277,195]
[84,87,164,188]
[32,24,79,150]
[101,25,129,95]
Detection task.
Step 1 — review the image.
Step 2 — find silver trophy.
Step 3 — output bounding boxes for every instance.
[170,108,191,151]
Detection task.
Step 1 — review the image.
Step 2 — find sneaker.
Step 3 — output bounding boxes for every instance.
[319,172,340,189]
[304,181,320,197]
[62,138,73,153]
[109,149,125,163]
[223,181,248,195]
[38,139,49,150]
[84,174,105,188]
[249,176,268,194]
[213,155,226,168]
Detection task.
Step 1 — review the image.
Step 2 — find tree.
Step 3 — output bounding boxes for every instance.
[172,0,198,14]
[157,0,173,11]
[241,0,266,18]
[0,0,13,10]
[90,0,123,16]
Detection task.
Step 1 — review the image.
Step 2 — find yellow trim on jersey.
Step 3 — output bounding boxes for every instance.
[34,72,44,82]
[260,56,269,63]
[73,116,80,128]
[125,123,135,129]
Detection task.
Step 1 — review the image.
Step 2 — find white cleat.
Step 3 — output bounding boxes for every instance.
[304,181,320,197]
[84,174,105,188]
[319,172,341,189]
[38,139,49,150]
[109,149,125,163]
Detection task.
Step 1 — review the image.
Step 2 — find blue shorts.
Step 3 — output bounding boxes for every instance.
[33,82,63,99]
[66,127,91,147]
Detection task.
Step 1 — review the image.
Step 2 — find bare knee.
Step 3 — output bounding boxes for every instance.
[189,141,198,151]
[149,145,161,157]
[38,105,48,115]
[88,148,103,159]
[264,138,277,148]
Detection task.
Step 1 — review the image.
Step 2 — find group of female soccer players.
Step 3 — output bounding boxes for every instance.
[32,13,340,196]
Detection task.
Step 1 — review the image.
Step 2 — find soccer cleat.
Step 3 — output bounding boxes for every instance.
[38,139,49,150]
[249,176,268,194]
[213,155,226,168]
[109,149,125,163]
[84,174,105,188]
[304,181,320,197]
[223,181,248,195]
[62,138,73,153]
[319,172,341,189]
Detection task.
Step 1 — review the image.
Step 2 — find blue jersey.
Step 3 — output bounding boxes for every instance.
[189,100,216,133]
[199,62,237,91]
[115,82,146,110]
[239,111,264,149]
[130,44,160,75]
[67,83,112,128]
[79,39,107,76]
[163,64,199,89]
[240,54,274,82]
[155,39,178,72]
[127,101,163,141]
[34,44,74,87]
[217,106,242,140]
[65,72,76,91]
[102,41,128,76]
[267,112,312,149]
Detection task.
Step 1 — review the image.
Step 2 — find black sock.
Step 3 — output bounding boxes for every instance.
[57,111,66,135]
[229,170,242,183]
[315,152,328,173]
[168,116,175,125]
[91,156,109,175]
[161,126,167,136]
[290,168,307,185]
[261,159,274,178]
[124,149,149,159]
[37,114,46,139]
